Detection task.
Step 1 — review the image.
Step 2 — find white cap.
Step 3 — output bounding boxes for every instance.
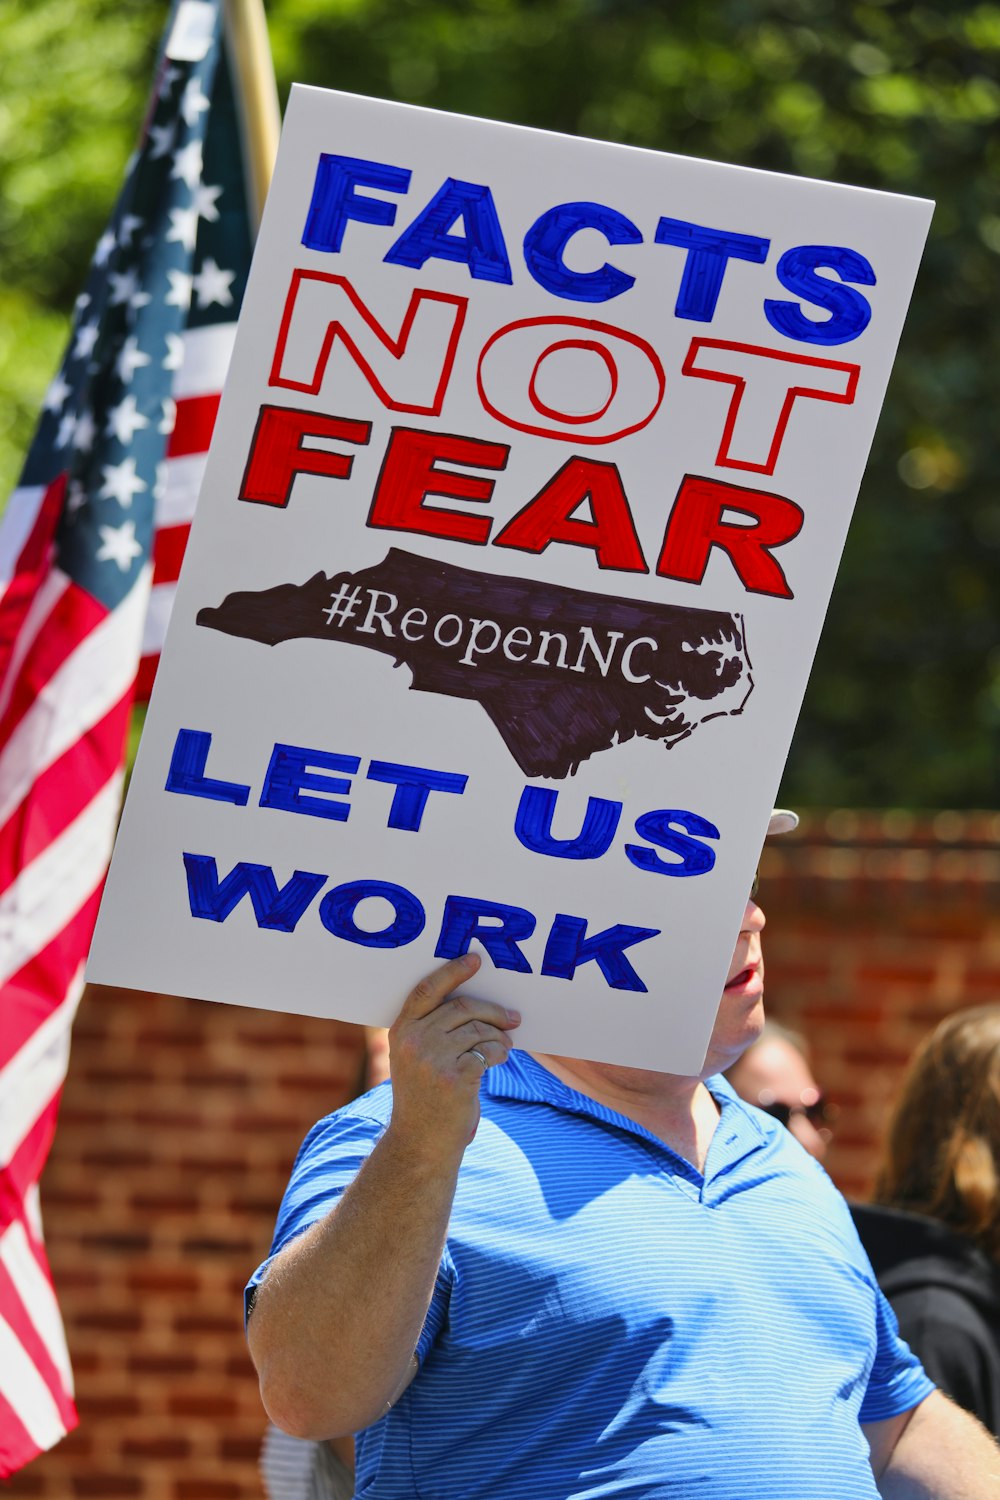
[767,808,799,836]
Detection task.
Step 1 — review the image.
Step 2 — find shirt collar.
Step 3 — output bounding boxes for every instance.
[484,1049,771,1179]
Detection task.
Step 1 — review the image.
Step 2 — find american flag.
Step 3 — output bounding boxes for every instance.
[0,0,258,1475]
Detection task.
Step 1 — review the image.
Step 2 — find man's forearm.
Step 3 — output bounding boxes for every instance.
[248,1122,465,1440]
[878,1391,1000,1499]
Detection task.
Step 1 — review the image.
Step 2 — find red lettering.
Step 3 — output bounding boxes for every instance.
[270,271,467,416]
[494,457,647,572]
[682,339,859,476]
[477,317,665,444]
[367,427,510,545]
[656,474,803,598]
[239,405,371,508]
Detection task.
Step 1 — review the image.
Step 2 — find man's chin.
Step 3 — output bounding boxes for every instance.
[705,995,765,1075]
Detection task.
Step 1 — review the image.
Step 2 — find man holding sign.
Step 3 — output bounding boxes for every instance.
[244,843,1000,1499]
[80,81,997,1493]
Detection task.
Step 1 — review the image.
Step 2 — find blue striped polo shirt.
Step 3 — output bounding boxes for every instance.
[247,1049,932,1500]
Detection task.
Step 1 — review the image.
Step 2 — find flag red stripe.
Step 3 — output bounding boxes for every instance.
[151,522,190,585]
[0,1259,74,1423]
[0,477,66,685]
[0,696,131,892]
[0,582,107,754]
[0,890,103,1074]
[1,1098,63,1234]
[167,391,220,458]
[134,651,159,701]
[0,1386,55,1482]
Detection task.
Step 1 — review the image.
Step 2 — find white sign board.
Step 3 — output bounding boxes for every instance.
[88,86,933,1071]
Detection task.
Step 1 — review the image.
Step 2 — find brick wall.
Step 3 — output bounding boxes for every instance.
[6,1001,369,1499]
[6,810,1000,1496]
[759,810,1000,1198]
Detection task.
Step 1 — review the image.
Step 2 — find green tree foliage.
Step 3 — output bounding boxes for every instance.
[2,0,998,806]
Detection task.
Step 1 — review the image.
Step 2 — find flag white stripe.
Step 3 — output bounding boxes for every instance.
[0,486,47,594]
[0,1313,67,1453]
[0,777,123,990]
[141,582,178,656]
[155,452,207,529]
[173,322,237,398]
[0,1217,75,1396]
[0,572,71,726]
[0,567,149,832]
[0,970,84,1168]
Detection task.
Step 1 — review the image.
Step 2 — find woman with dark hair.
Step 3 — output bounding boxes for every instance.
[852,1005,1000,1436]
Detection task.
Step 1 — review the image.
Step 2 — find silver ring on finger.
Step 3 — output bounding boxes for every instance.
[467,1047,489,1072]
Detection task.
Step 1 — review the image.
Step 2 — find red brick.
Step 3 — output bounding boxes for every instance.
[82,1068,156,1088]
[54,1268,102,1291]
[133,1109,206,1129]
[77,1394,142,1419]
[178,1155,248,1175]
[80,1230,152,1254]
[168,1393,240,1419]
[76,1310,143,1333]
[131,1192,200,1213]
[72,1478,142,1497]
[81,1148,153,1170]
[128,1352,198,1376]
[173,1313,241,1336]
[173,1483,241,1500]
[218,1435,264,1461]
[127,1267,201,1295]
[184,1069,250,1089]
[121,1436,191,1460]
[855,964,936,985]
[842,1046,913,1069]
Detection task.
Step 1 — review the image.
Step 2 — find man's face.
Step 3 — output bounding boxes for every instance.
[701,896,767,1077]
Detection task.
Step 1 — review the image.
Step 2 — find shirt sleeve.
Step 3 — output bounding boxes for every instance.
[857,1284,936,1423]
[891,1289,998,1431]
[244,1108,386,1326]
[243,1103,456,1365]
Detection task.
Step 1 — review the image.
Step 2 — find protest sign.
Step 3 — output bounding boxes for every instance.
[87,85,933,1070]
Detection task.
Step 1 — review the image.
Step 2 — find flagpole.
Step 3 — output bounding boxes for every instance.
[222,0,281,229]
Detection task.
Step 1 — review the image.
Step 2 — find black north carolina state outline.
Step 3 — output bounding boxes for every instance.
[196,548,753,778]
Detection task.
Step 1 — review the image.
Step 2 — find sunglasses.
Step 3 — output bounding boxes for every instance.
[749,867,760,900]
[759,1095,838,1131]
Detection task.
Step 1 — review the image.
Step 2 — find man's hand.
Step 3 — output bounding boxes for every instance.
[388,952,521,1153]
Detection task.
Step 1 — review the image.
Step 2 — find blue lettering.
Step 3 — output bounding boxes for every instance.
[183,854,327,931]
[366,760,468,832]
[514,786,622,860]
[303,153,411,254]
[764,245,876,345]
[654,218,770,322]
[165,729,250,806]
[541,915,659,992]
[259,744,360,822]
[523,202,641,302]
[319,879,425,948]
[625,809,720,877]
[435,896,536,973]
[385,178,513,284]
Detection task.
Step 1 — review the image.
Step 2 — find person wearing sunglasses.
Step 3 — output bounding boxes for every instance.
[245,811,1000,1500]
[726,1021,837,1161]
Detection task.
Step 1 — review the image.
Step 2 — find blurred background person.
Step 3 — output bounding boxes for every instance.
[852,1006,1000,1437]
[726,1021,836,1161]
